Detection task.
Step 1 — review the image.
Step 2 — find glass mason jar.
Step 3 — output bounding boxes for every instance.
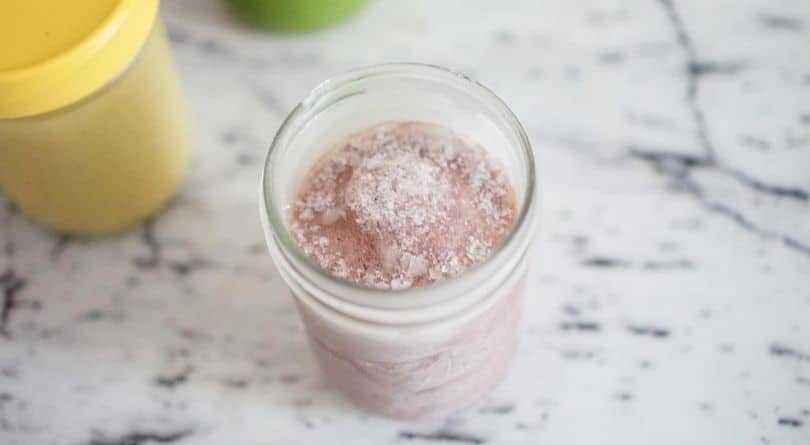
[0,0,190,235]
[260,64,538,419]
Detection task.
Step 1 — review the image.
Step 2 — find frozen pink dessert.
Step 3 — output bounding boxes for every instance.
[291,121,517,289]
[288,121,523,418]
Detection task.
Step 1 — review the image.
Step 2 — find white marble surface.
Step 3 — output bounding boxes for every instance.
[2,0,809,443]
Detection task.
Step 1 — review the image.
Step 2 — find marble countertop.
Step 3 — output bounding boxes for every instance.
[2,0,809,443]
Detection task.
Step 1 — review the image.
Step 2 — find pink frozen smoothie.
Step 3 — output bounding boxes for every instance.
[288,121,523,418]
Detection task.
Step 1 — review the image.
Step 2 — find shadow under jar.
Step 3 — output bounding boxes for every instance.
[260,64,538,419]
[0,0,190,235]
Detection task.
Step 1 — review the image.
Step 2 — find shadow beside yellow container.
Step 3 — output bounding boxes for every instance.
[225,0,367,31]
[0,0,190,235]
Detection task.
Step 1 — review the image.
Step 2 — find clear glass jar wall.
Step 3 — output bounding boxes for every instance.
[0,21,190,234]
[261,64,538,419]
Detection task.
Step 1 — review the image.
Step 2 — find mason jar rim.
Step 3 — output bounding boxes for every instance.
[260,62,537,313]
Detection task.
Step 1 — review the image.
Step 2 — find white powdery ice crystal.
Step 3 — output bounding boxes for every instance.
[290,122,517,289]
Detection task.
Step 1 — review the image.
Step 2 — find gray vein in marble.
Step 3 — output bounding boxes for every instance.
[721,166,809,201]
[770,343,810,362]
[656,0,718,162]
[80,430,193,445]
[641,259,694,270]
[739,135,771,151]
[639,2,810,256]
[166,257,216,277]
[581,255,693,270]
[633,2,809,259]
[559,321,601,332]
[581,256,630,268]
[627,325,671,338]
[154,366,194,389]
[777,417,804,428]
[629,148,810,256]
[688,60,747,77]
[758,13,804,31]
[49,234,73,260]
[398,430,486,444]
[0,392,13,432]
[477,402,516,416]
[131,217,219,277]
[132,219,161,269]
[253,85,285,116]
[615,392,634,402]
[222,127,268,166]
[0,269,26,338]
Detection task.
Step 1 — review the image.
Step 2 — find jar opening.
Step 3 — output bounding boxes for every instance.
[260,63,537,311]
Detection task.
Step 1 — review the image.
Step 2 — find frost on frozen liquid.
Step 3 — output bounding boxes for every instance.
[290,121,518,289]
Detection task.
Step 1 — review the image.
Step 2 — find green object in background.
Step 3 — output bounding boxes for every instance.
[225,0,367,31]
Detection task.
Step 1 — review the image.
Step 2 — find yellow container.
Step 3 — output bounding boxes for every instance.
[0,0,190,234]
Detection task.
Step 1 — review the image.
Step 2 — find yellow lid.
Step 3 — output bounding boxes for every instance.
[0,0,159,118]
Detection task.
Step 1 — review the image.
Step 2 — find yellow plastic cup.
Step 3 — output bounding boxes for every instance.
[0,0,191,235]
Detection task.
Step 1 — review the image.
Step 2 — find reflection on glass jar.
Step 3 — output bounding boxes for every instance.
[0,0,190,235]
[261,64,538,419]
